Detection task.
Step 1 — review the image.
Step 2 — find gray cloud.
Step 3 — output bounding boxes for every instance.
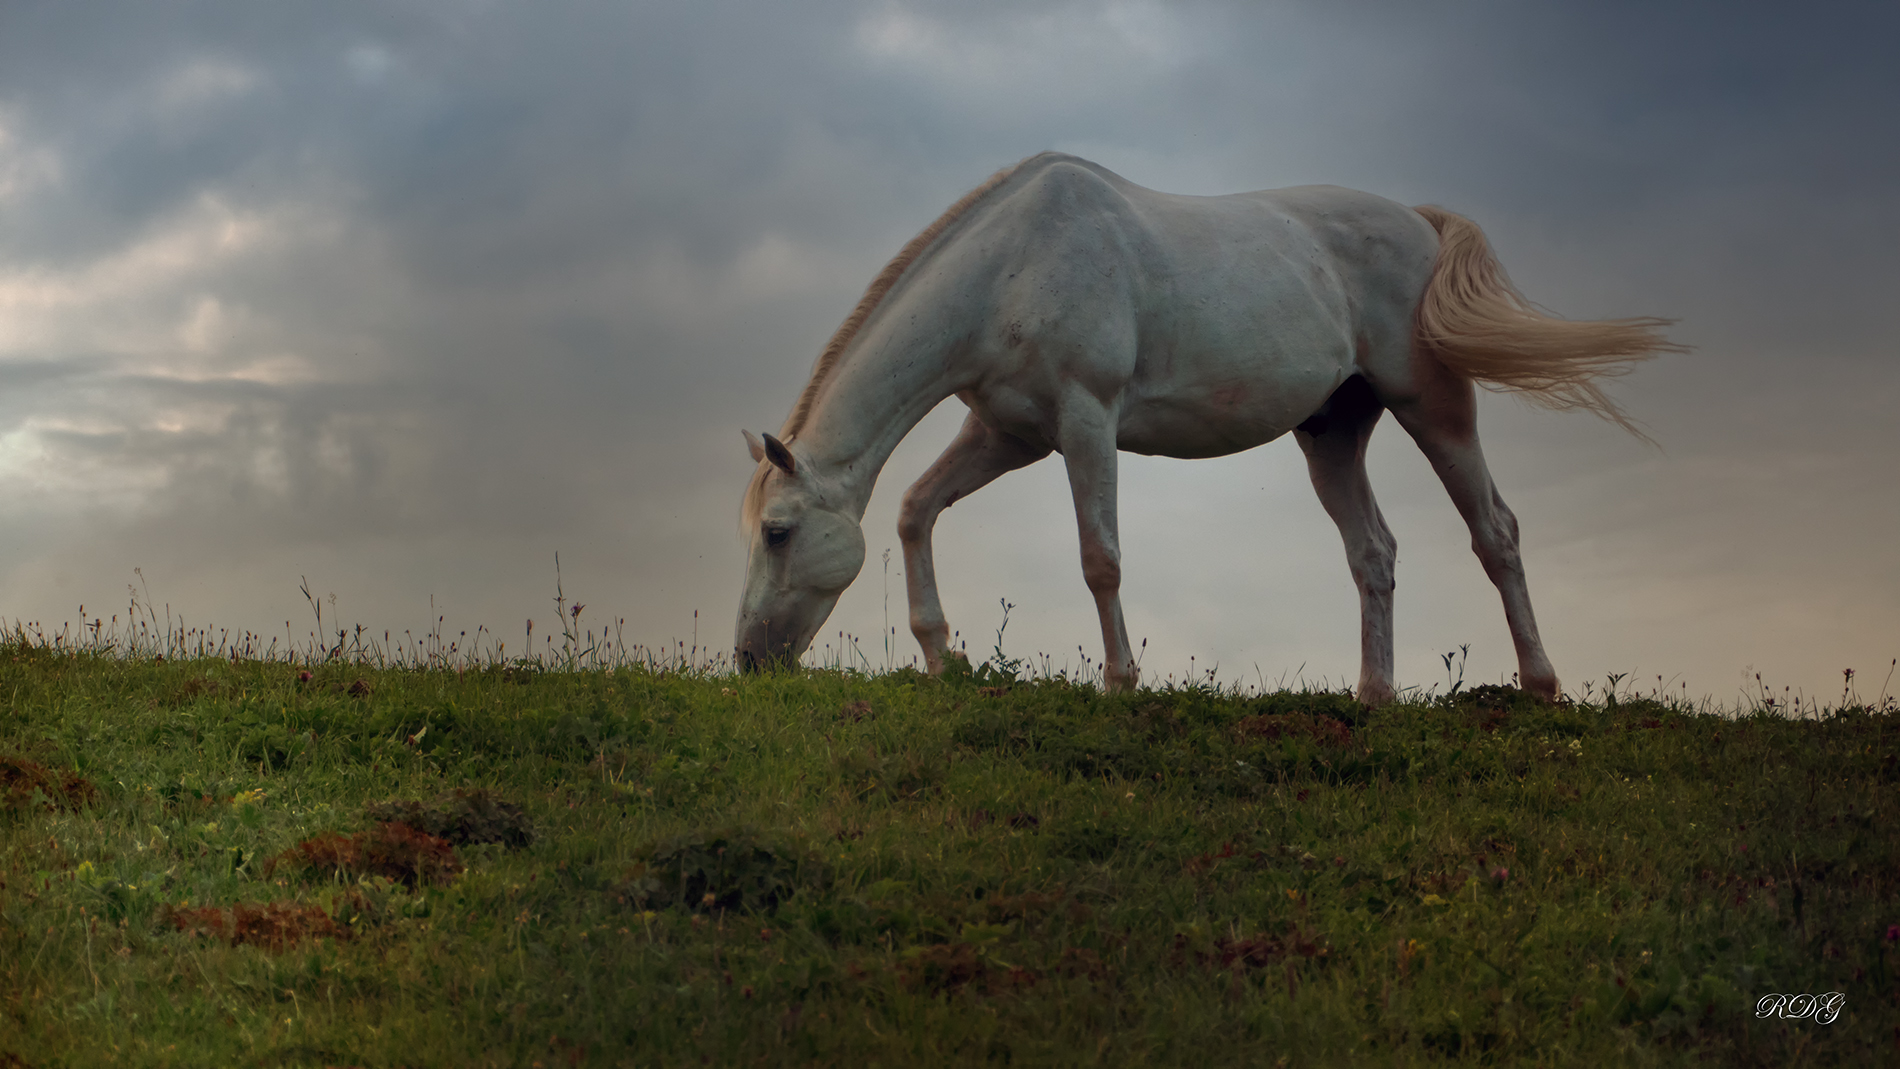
[0,0,1894,700]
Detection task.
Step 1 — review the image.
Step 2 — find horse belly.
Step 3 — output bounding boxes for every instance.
[1114,379,1333,457]
[1117,332,1350,459]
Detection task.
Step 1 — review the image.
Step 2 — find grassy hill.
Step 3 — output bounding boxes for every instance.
[1,636,1896,1066]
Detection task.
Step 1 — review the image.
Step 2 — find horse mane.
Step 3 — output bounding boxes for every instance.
[776,157,1033,442]
[741,156,1033,531]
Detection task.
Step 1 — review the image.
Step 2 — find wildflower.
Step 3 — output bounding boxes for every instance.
[232,788,266,807]
[1491,866,1509,883]
[1886,925,1898,943]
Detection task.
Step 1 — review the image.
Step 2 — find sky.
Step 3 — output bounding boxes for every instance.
[0,0,1895,705]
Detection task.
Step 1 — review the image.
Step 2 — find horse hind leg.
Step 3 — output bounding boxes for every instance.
[896,410,1050,673]
[1295,376,1399,706]
[1385,359,1561,700]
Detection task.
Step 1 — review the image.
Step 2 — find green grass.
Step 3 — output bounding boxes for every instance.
[1,640,1897,1067]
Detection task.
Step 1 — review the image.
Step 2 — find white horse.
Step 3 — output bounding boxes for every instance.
[736,152,1681,703]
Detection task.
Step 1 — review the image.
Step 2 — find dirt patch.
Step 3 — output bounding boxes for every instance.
[166,900,347,951]
[0,756,97,812]
[1173,924,1330,972]
[897,942,1040,995]
[364,788,534,849]
[1232,713,1353,748]
[265,822,463,887]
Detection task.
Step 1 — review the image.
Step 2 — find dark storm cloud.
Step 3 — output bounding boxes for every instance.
[0,0,1893,698]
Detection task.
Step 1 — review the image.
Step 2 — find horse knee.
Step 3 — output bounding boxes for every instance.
[1343,524,1396,595]
[910,605,945,637]
[1357,532,1398,592]
[1079,545,1121,595]
[1352,560,1396,599]
[896,491,936,545]
[1470,510,1524,580]
[910,611,950,668]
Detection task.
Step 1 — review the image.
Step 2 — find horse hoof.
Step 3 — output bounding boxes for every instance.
[1357,683,1397,708]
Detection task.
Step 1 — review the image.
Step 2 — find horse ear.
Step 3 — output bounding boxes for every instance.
[761,433,797,475]
[743,429,766,464]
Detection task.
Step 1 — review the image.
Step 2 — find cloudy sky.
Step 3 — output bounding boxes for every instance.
[1,0,1894,704]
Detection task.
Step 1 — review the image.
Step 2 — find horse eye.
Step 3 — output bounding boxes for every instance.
[764,526,791,548]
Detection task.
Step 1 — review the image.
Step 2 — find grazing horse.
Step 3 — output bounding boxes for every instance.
[735,152,1682,703]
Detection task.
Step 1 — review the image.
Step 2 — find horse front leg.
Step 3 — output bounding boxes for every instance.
[896,410,1050,673]
[1055,391,1138,692]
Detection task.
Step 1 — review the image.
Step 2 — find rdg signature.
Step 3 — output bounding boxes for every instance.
[1756,992,1845,1023]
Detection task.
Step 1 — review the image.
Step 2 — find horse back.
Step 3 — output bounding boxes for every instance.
[954,155,1438,457]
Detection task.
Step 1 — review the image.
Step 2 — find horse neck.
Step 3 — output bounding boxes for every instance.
[793,275,982,519]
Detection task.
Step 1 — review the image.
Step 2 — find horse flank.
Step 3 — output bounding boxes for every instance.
[1412,205,1689,442]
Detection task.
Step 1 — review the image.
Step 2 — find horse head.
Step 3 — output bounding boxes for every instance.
[734,430,866,671]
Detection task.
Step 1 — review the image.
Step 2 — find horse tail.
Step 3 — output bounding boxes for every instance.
[1411,205,1688,441]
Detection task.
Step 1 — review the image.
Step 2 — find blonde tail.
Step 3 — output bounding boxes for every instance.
[1412,205,1688,441]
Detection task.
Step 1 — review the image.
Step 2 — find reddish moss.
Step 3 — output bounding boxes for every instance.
[1232,713,1353,748]
[266,821,463,887]
[167,901,346,951]
[0,756,96,812]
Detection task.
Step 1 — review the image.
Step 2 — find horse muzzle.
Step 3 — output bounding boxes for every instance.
[734,618,800,673]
